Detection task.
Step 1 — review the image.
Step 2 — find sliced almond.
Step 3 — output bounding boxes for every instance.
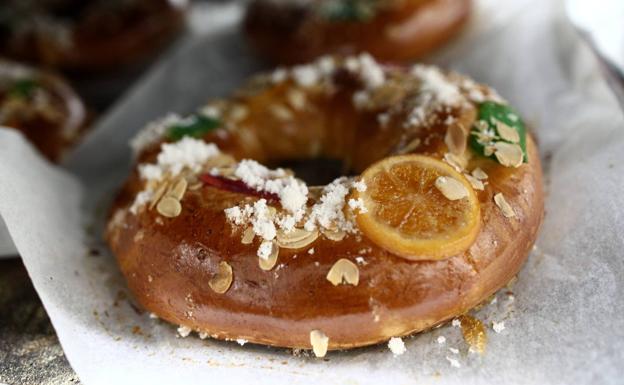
[287,89,306,110]
[188,182,203,191]
[149,182,168,210]
[156,197,182,218]
[494,141,523,168]
[309,330,329,358]
[241,227,255,244]
[269,104,293,121]
[495,120,520,143]
[169,178,188,200]
[276,228,318,249]
[445,123,467,155]
[209,261,233,294]
[464,174,484,191]
[326,258,359,286]
[206,154,237,169]
[435,176,469,200]
[443,152,467,172]
[321,228,346,242]
[229,104,249,122]
[494,193,516,218]
[277,228,313,244]
[398,137,421,154]
[258,242,279,271]
[471,167,488,180]
[484,145,495,157]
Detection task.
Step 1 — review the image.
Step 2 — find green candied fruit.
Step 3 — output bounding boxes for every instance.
[469,101,528,163]
[9,78,38,99]
[319,0,378,22]
[167,114,221,141]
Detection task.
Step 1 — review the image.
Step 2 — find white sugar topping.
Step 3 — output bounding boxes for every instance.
[411,65,463,105]
[304,177,357,232]
[232,159,309,218]
[234,160,287,190]
[405,65,467,127]
[130,137,220,214]
[280,180,308,213]
[223,169,367,257]
[250,200,277,240]
[352,180,367,192]
[356,53,385,89]
[388,337,407,356]
[257,240,274,259]
[130,113,181,154]
[292,65,320,87]
[345,54,386,110]
[129,190,152,215]
[348,198,368,213]
[225,199,277,241]
[316,55,336,75]
[138,137,220,182]
[273,54,385,98]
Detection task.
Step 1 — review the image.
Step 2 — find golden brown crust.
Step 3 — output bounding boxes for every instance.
[106,62,543,350]
[244,0,472,64]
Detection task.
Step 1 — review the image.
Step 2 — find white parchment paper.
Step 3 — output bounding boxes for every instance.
[1,0,623,384]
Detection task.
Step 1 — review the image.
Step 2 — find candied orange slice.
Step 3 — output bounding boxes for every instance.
[355,155,480,260]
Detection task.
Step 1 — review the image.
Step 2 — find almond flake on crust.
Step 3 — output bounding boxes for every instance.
[445,123,468,155]
[495,120,520,143]
[443,152,467,172]
[208,261,233,294]
[326,258,359,286]
[494,193,516,218]
[258,241,279,271]
[471,167,488,180]
[464,174,484,191]
[494,141,523,168]
[435,176,468,200]
[156,196,182,218]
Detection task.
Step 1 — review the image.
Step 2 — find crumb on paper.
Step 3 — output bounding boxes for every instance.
[449,347,459,354]
[148,312,158,319]
[236,338,248,346]
[492,321,506,333]
[388,337,406,356]
[437,336,446,344]
[452,318,461,327]
[446,356,461,368]
[177,325,192,338]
